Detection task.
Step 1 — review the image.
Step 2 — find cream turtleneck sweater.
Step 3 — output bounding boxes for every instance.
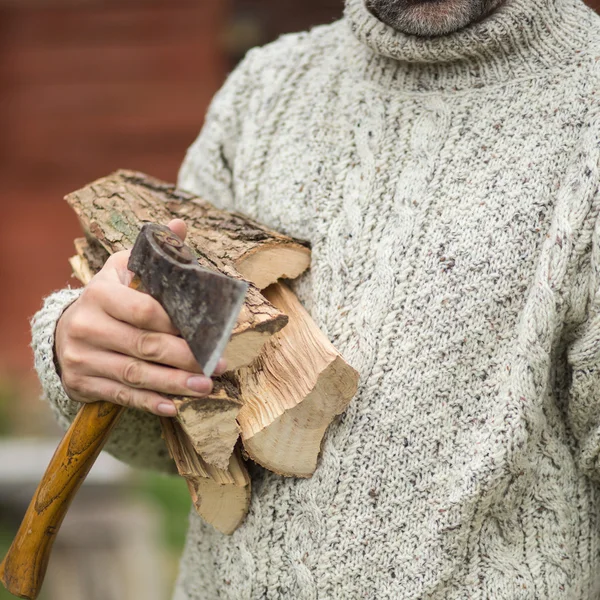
[32,0,600,597]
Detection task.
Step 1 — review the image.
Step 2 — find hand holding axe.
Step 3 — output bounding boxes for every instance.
[0,223,248,599]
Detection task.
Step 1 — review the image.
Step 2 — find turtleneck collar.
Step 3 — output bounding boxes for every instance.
[343,0,596,91]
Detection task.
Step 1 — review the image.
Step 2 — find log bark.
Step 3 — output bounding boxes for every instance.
[80,169,311,288]
[71,240,242,469]
[160,417,250,535]
[236,283,360,478]
[66,172,290,372]
[66,168,310,287]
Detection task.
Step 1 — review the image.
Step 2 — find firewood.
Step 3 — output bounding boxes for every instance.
[170,374,242,470]
[70,241,242,470]
[66,167,311,286]
[236,282,360,478]
[79,169,310,288]
[160,417,250,535]
[129,170,311,288]
[67,171,360,483]
[65,173,291,371]
[68,240,100,287]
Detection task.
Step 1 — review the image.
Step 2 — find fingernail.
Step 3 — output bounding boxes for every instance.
[157,402,177,417]
[187,376,212,393]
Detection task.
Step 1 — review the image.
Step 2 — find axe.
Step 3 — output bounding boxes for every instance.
[0,223,248,599]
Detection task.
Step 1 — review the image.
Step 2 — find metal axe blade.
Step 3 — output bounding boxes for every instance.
[127,223,249,377]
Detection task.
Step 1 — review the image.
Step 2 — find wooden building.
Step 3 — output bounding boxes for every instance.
[0,0,596,378]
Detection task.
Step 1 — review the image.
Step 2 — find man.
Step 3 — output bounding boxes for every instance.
[32,0,600,597]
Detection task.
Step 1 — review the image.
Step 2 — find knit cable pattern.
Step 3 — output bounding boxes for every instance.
[33,1,600,597]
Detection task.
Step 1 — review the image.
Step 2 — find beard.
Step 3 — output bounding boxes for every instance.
[365,0,505,36]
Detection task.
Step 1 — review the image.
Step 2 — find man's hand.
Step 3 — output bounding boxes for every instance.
[55,219,225,417]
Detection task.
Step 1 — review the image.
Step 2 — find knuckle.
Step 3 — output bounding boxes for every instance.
[136,331,163,361]
[134,298,157,326]
[81,280,103,304]
[67,311,92,340]
[122,360,144,387]
[114,387,133,407]
[61,348,83,370]
[63,372,84,393]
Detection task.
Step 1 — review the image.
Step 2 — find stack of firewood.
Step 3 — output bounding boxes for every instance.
[66,170,359,535]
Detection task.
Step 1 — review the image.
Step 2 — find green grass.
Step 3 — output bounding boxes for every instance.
[0,525,12,600]
[0,379,16,438]
[132,471,192,552]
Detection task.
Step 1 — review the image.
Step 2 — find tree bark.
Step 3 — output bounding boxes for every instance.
[67,169,311,288]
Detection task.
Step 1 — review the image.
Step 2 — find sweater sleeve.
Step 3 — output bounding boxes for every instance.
[32,53,259,473]
[566,214,600,481]
[31,288,176,473]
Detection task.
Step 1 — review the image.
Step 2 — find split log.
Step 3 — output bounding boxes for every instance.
[169,374,242,471]
[70,240,241,469]
[79,169,311,289]
[65,172,292,372]
[236,282,360,478]
[67,171,360,482]
[160,418,250,535]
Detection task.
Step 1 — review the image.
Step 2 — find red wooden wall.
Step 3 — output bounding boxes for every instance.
[0,0,597,380]
[0,1,229,374]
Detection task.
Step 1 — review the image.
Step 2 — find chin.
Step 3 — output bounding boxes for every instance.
[366,0,502,36]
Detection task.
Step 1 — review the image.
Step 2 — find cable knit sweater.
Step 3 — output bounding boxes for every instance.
[31,0,600,597]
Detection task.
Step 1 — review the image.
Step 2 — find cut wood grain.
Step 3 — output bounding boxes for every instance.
[170,373,242,470]
[160,417,250,535]
[236,282,360,478]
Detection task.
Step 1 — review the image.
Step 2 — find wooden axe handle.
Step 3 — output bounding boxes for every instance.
[0,274,143,598]
[0,400,126,599]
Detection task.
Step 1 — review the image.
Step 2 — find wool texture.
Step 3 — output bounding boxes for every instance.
[31,0,600,597]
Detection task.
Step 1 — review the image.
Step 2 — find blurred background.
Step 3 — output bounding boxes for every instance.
[0,0,598,598]
[0,1,341,598]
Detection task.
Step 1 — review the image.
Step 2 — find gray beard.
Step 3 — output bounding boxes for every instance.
[365,0,504,36]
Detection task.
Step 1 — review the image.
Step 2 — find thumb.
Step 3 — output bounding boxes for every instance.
[96,249,133,285]
[168,218,187,242]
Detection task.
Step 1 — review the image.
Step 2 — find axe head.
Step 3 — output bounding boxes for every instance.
[128,223,248,377]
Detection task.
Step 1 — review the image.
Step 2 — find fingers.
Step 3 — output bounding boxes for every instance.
[81,280,179,335]
[65,375,179,417]
[69,312,204,374]
[214,357,228,376]
[82,350,214,398]
[56,220,230,417]
[69,295,227,375]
